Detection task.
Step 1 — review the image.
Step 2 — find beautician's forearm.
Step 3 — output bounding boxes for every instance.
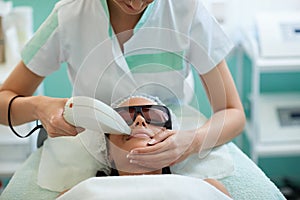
[192,108,245,153]
[0,90,39,125]
[193,60,246,152]
[0,61,44,125]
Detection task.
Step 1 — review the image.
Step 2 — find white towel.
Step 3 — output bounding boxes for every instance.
[0,143,285,200]
[37,130,110,192]
[56,175,232,200]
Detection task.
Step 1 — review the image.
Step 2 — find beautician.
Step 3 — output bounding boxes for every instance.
[0,0,245,170]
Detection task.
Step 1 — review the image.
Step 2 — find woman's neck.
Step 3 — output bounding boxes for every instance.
[107,0,143,34]
[118,169,163,176]
[107,0,145,51]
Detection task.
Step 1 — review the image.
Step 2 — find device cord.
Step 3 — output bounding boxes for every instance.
[8,95,43,138]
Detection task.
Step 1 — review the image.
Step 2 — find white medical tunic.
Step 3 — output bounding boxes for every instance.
[23,0,235,191]
[21,0,234,107]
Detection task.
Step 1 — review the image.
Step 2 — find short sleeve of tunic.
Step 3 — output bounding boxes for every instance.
[187,0,234,74]
[21,3,63,77]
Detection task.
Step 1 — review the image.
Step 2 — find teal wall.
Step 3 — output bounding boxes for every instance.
[8,0,300,188]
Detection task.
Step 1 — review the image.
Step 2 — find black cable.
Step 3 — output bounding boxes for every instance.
[8,95,43,138]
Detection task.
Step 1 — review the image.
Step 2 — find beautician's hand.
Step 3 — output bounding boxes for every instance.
[127,129,198,169]
[35,96,84,137]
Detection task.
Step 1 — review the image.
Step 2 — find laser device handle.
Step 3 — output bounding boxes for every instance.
[63,96,131,135]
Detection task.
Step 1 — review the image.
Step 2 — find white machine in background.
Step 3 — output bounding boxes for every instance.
[241,11,300,163]
[256,12,300,58]
[258,93,300,143]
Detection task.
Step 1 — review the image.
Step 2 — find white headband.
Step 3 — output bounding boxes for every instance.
[111,93,166,108]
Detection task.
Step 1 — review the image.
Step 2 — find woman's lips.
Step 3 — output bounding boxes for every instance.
[131,133,151,139]
[128,128,154,140]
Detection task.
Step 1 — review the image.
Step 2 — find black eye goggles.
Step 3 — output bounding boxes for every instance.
[114,105,172,129]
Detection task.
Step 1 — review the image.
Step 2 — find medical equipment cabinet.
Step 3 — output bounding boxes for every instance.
[241,29,300,164]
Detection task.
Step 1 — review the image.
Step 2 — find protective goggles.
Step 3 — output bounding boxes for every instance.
[114,105,172,129]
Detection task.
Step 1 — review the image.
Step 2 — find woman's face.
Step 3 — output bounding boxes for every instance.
[111,0,154,15]
[108,97,165,175]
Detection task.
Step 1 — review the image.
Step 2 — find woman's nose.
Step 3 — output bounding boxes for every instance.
[130,0,144,9]
[133,114,147,127]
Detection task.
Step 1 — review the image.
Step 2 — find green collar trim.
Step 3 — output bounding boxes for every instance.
[134,1,155,33]
[100,0,156,38]
[100,0,113,38]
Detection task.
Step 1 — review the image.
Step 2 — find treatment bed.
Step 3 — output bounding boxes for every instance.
[0,142,285,200]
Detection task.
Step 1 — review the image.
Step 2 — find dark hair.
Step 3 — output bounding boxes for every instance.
[96,167,171,177]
